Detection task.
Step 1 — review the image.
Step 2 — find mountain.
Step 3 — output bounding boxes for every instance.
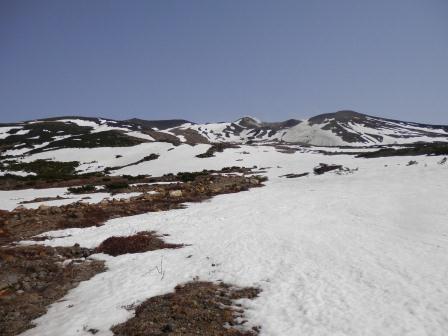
[1,111,448,156]
[171,111,448,146]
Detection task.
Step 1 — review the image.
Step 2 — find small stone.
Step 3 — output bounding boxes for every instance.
[249,178,260,185]
[161,324,173,332]
[169,190,183,197]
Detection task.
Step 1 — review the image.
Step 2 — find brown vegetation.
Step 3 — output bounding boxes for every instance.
[0,244,105,336]
[96,231,183,256]
[112,281,261,336]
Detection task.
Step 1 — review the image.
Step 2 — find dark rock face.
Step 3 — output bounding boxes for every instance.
[313,163,344,175]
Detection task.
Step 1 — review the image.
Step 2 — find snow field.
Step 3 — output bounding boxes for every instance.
[0,187,143,211]
[13,148,448,336]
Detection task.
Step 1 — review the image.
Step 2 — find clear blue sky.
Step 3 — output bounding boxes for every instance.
[1,0,447,124]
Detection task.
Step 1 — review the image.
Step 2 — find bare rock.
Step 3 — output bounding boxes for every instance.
[169,190,183,197]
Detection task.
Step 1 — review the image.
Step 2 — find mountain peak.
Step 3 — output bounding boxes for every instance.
[308,110,367,124]
[234,116,262,128]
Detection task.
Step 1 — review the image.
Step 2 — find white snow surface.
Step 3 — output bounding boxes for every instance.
[281,121,349,146]
[0,126,24,139]
[58,119,99,128]
[10,145,448,336]
[21,142,176,173]
[0,170,36,178]
[0,187,142,211]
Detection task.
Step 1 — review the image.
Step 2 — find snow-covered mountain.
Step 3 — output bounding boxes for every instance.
[179,111,448,146]
[1,111,448,156]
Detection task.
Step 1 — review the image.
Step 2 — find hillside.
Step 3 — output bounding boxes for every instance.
[1,112,448,159]
[1,112,448,336]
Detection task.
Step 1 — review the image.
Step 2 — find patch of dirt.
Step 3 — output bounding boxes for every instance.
[275,145,300,154]
[0,244,105,336]
[96,231,183,256]
[0,173,154,191]
[196,143,240,158]
[19,195,71,204]
[111,281,261,336]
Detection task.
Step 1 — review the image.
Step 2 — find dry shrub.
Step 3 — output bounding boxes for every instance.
[95,231,182,256]
[112,281,261,336]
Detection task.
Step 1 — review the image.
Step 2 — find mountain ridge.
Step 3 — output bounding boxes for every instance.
[1,111,448,153]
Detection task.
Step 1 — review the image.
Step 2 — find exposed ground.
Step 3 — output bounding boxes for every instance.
[96,231,183,256]
[112,281,260,336]
[0,244,105,336]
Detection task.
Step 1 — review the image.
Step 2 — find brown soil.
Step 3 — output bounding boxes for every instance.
[0,174,155,191]
[0,244,105,336]
[196,143,241,158]
[0,172,265,244]
[96,231,183,256]
[275,145,300,154]
[112,281,261,336]
[19,195,71,204]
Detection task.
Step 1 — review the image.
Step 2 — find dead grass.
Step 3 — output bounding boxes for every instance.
[0,245,105,336]
[95,231,183,256]
[112,281,261,336]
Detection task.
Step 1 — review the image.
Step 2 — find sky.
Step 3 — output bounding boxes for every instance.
[1,0,447,124]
